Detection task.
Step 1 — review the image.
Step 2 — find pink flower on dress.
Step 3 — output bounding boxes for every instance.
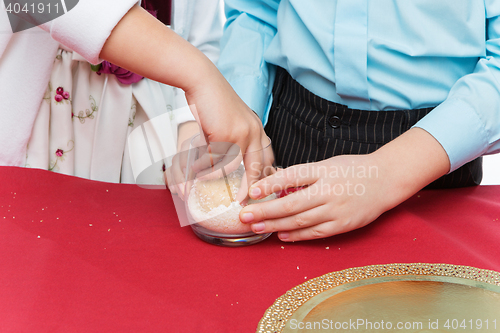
[55,149,64,157]
[62,91,70,100]
[97,61,144,85]
[54,94,63,102]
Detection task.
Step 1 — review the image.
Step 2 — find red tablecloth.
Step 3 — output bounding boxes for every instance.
[1,166,500,332]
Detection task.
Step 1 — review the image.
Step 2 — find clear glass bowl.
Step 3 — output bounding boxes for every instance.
[184,135,275,247]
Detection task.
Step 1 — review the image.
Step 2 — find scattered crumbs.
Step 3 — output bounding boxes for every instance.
[37,235,40,238]
[113,212,116,214]
[236,302,238,304]
[338,248,340,250]
[104,248,106,250]
[119,220,121,222]
[297,266,299,270]
[42,208,44,211]
[108,229,111,232]
[12,216,15,219]
[413,238,417,241]
[40,220,43,222]
[326,247,329,250]
[417,195,421,198]
[281,246,284,249]
[56,217,59,220]
[3,217,5,219]
[89,224,93,227]
[106,190,109,192]
[216,294,218,297]
[231,304,233,306]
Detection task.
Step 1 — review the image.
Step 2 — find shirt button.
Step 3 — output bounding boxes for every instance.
[329,116,342,128]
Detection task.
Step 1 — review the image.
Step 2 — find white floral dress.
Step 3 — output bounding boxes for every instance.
[25,48,188,185]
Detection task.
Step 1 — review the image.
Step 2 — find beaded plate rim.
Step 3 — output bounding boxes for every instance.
[256,263,500,333]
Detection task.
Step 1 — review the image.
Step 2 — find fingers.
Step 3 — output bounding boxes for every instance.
[242,139,265,189]
[248,163,321,200]
[277,220,352,242]
[247,204,352,241]
[240,186,323,223]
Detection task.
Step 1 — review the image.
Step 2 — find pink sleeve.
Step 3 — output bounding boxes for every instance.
[39,0,139,64]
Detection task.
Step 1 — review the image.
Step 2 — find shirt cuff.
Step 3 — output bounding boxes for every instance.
[412,98,489,172]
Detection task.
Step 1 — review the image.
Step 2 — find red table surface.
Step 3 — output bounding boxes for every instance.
[1,166,500,332]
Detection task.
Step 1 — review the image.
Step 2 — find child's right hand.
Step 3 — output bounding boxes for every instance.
[183,68,274,199]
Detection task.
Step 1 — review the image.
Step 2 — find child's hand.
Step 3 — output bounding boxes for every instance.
[184,71,274,196]
[239,128,450,241]
[239,154,389,241]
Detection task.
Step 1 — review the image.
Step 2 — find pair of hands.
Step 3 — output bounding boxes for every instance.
[167,109,449,243]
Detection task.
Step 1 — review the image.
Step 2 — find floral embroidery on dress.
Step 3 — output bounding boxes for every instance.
[54,86,71,104]
[49,140,74,171]
[73,95,98,124]
[128,104,137,127]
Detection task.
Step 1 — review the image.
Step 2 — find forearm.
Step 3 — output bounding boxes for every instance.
[100,5,220,94]
[372,127,450,211]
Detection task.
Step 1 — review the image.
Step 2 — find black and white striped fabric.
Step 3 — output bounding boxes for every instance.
[265,67,482,188]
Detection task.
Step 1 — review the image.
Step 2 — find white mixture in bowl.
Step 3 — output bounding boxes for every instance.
[187,166,276,234]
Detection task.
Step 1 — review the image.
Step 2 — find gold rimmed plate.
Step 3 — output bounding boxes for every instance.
[257,263,500,333]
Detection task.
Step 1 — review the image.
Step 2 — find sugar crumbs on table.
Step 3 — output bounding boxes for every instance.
[108,229,111,232]
[326,246,329,249]
[417,195,421,198]
[106,190,109,192]
[413,238,417,241]
[304,276,307,279]
[40,220,43,222]
[89,224,93,227]
[119,220,121,222]
[281,246,284,249]
[297,266,299,270]
[37,236,40,238]
[216,294,218,297]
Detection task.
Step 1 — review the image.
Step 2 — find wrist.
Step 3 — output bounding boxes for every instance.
[370,128,450,209]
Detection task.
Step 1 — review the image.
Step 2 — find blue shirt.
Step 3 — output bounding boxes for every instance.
[218,0,500,172]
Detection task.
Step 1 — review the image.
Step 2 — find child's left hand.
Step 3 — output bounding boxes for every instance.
[239,128,450,241]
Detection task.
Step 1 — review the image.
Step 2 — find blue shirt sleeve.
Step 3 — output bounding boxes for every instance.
[217,0,279,123]
[414,4,500,172]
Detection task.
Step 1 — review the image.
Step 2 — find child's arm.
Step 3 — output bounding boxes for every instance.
[100,5,271,187]
[238,127,450,241]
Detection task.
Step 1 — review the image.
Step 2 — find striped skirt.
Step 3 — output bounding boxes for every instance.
[264,67,482,188]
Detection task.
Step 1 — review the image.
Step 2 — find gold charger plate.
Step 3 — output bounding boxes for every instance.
[257,263,500,333]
